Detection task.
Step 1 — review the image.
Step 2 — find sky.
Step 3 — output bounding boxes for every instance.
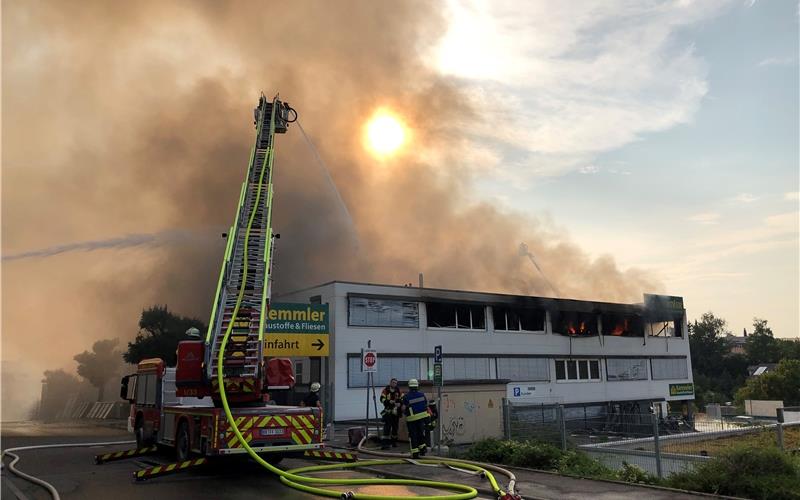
[430,0,799,337]
[1,0,798,419]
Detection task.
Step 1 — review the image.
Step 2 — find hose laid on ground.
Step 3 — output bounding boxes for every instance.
[356,437,519,497]
[2,440,135,500]
[215,98,514,499]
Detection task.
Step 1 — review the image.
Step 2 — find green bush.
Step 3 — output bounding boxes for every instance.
[463,438,516,464]
[616,462,660,485]
[463,439,616,478]
[556,450,617,480]
[666,446,800,500]
[506,441,563,469]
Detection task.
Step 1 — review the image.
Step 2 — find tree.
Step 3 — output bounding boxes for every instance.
[124,305,206,366]
[735,359,800,405]
[778,339,800,360]
[74,338,122,401]
[744,318,782,364]
[39,369,85,421]
[689,312,730,377]
[688,313,753,407]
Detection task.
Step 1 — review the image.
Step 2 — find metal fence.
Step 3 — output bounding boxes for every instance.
[502,400,799,479]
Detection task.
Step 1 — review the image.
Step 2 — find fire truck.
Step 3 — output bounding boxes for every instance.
[119,95,323,463]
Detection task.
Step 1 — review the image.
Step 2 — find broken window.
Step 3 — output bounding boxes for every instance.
[606,358,648,381]
[554,311,597,336]
[426,302,486,330]
[643,294,685,338]
[646,318,684,338]
[492,306,545,332]
[602,314,644,337]
[348,298,419,328]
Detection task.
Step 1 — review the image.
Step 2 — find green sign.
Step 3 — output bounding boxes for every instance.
[669,383,694,396]
[433,362,443,387]
[266,303,329,334]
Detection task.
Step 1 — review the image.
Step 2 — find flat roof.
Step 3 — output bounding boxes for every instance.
[276,280,684,317]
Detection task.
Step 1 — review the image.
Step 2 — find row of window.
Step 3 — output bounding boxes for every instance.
[347,298,683,337]
[346,355,688,387]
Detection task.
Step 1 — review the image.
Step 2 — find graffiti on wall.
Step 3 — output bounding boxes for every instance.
[441,416,465,442]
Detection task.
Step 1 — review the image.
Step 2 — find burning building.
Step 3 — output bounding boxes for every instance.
[277,282,693,423]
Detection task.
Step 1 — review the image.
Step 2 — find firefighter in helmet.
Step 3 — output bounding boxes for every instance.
[379,377,401,449]
[300,382,322,409]
[400,378,428,458]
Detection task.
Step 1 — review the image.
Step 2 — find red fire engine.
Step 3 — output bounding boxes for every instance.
[120,358,321,462]
[119,95,322,464]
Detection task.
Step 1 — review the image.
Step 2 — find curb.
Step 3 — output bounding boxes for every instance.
[491,464,745,500]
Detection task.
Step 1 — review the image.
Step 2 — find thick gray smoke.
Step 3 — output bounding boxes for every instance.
[1,1,661,419]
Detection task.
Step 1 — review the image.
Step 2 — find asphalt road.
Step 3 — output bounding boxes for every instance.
[0,423,493,500]
[2,422,706,500]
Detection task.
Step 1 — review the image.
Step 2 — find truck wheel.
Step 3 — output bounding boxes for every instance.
[176,422,190,462]
[135,417,147,448]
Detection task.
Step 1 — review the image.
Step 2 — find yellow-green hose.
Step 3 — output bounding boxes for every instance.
[214,97,508,500]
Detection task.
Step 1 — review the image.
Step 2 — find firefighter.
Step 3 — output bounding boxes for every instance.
[300,382,322,409]
[424,400,438,449]
[379,377,402,449]
[400,379,428,458]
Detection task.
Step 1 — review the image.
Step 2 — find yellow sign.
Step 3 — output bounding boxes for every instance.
[264,334,330,357]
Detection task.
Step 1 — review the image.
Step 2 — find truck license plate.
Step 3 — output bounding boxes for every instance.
[260,428,285,436]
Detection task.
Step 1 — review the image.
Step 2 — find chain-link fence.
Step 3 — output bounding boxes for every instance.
[502,399,799,479]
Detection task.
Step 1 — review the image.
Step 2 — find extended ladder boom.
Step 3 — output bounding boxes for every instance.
[205,95,293,402]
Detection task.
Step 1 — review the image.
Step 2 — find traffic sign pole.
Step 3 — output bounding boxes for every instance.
[434,345,443,455]
[362,341,380,439]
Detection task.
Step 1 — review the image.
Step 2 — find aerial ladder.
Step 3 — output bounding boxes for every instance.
[104,95,520,499]
[201,94,296,404]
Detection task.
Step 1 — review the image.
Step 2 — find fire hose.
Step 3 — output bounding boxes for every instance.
[216,103,519,499]
[1,440,135,500]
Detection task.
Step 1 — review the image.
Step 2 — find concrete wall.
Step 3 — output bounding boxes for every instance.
[744,399,783,418]
[279,282,693,422]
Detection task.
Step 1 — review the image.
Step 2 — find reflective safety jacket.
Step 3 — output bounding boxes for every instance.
[380,386,401,416]
[401,390,429,422]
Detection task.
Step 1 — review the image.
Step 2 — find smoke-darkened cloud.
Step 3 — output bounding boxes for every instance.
[2,0,660,419]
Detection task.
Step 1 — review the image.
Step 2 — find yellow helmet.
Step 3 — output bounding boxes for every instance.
[408,378,419,388]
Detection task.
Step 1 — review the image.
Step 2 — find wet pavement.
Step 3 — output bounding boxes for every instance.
[1,421,710,499]
[1,422,491,499]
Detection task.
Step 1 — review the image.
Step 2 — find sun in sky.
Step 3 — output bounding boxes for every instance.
[364,109,407,158]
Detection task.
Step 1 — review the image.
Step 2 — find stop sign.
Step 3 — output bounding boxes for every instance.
[362,349,377,372]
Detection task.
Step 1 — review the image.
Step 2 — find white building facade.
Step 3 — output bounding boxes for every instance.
[277,281,694,422]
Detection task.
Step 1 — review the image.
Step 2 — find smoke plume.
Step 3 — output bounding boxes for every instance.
[2,1,660,419]
[2,229,203,261]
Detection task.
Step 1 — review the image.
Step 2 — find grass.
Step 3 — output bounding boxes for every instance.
[660,426,800,456]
